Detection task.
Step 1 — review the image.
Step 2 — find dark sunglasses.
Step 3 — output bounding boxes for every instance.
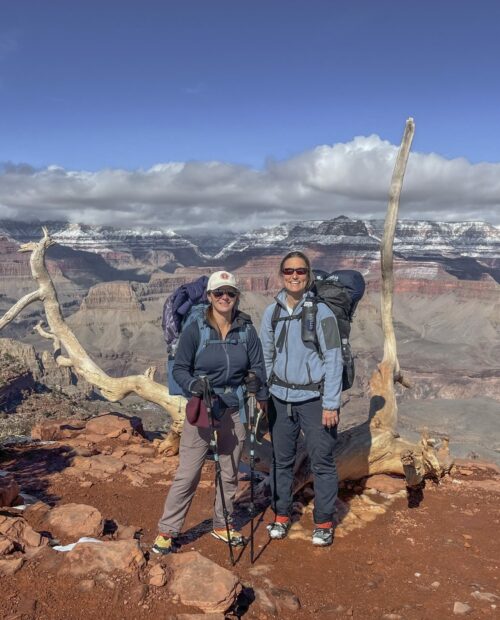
[211,289,238,299]
[281,267,308,276]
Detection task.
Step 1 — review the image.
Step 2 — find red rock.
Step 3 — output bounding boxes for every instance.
[121,453,144,466]
[123,444,156,457]
[0,472,20,507]
[465,479,500,493]
[113,523,141,540]
[168,551,241,613]
[0,535,15,555]
[0,556,24,576]
[31,419,86,441]
[138,461,167,475]
[72,454,125,475]
[84,414,144,438]
[123,469,149,487]
[0,515,48,550]
[149,563,167,587]
[364,474,406,495]
[44,503,103,541]
[64,539,146,576]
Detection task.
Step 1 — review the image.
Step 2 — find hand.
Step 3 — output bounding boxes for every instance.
[257,400,268,416]
[244,373,262,395]
[190,378,205,397]
[322,409,339,428]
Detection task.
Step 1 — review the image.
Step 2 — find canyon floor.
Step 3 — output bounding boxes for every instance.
[1,407,499,620]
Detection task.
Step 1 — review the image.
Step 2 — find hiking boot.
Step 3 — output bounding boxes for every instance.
[152,534,175,555]
[311,527,333,547]
[267,520,290,540]
[211,528,246,547]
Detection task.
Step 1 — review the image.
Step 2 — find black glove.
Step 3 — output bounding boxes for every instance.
[190,378,205,397]
[244,373,262,395]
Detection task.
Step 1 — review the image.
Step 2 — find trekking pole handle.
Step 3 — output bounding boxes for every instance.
[246,370,257,397]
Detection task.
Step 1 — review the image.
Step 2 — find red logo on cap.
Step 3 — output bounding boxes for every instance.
[220,272,230,279]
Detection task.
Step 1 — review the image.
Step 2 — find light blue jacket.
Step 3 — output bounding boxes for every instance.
[259,290,343,410]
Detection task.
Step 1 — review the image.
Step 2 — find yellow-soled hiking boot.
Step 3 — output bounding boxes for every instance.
[152,534,175,555]
[211,527,246,547]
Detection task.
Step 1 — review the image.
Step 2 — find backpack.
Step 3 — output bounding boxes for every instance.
[271,269,365,391]
[162,276,251,396]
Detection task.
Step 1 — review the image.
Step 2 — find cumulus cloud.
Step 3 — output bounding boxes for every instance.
[1,135,499,231]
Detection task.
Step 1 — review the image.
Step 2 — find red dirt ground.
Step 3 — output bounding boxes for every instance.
[1,443,499,620]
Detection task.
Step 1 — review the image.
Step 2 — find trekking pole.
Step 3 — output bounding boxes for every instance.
[201,376,235,566]
[247,372,257,564]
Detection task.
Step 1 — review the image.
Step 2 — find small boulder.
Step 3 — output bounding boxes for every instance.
[0,535,15,556]
[168,551,241,613]
[0,556,24,576]
[149,563,167,587]
[0,472,20,507]
[0,515,48,550]
[453,601,472,615]
[84,414,144,438]
[44,503,104,542]
[64,539,146,576]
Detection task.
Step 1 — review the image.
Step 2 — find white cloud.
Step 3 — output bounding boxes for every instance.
[1,135,499,230]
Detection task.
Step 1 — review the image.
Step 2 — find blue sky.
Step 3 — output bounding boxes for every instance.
[1,1,499,228]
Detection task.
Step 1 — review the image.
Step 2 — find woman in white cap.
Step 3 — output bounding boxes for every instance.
[153,271,268,554]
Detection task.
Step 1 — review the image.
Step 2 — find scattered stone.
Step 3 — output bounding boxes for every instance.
[253,587,278,614]
[270,587,301,611]
[431,581,441,589]
[64,540,146,576]
[168,551,241,613]
[453,601,472,615]
[382,614,402,620]
[44,503,104,541]
[78,579,95,592]
[72,454,125,475]
[472,591,498,603]
[149,563,167,587]
[0,472,20,507]
[364,474,406,495]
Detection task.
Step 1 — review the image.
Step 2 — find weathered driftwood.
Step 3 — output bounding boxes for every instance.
[0,118,451,482]
[0,228,186,451]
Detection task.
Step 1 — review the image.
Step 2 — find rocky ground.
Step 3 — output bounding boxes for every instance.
[0,412,499,620]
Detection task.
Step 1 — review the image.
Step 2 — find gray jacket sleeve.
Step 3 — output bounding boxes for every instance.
[316,305,343,410]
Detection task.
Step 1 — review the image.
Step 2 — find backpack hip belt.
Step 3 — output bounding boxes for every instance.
[268,372,323,394]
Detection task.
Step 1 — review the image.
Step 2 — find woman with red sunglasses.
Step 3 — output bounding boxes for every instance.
[260,251,343,547]
[153,270,268,555]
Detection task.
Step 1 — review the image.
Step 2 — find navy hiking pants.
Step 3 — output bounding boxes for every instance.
[269,396,338,524]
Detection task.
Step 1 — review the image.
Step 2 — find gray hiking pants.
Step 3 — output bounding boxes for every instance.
[158,408,246,535]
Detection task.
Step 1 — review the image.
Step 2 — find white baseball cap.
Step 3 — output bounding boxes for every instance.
[207,270,239,292]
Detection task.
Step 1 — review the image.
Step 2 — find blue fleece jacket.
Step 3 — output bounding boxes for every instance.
[173,310,268,409]
[259,290,343,410]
